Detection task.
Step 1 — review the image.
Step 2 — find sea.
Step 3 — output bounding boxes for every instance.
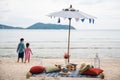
[0,29,120,59]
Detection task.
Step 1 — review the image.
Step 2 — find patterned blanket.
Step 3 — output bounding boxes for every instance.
[31,69,102,78]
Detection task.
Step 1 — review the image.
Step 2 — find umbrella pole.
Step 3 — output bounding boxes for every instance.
[68,18,71,63]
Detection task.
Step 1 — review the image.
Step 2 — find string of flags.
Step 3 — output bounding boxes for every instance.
[50,18,94,24]
[58,18,60,23]
[51,17,94,24]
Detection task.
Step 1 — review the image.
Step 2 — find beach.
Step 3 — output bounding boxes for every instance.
[0,58,120,80]
[0,0,120,79]
[0,30,120,80]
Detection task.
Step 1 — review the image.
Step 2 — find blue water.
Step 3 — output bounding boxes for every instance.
[0,29,120,58]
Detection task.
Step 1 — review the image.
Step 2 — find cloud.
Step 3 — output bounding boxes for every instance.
[79,0,104,5]
[0,0,120,29]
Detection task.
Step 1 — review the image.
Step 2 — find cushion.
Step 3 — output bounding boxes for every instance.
[29,66,45,74]
[64,53,70,59]
[79,64,90,74]
[80,63,86,69]
[82,68,103,76]
[55,64,61,69]
[45,66,60,73]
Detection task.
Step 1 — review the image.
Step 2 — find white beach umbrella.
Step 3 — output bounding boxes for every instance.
[48,5,96,63]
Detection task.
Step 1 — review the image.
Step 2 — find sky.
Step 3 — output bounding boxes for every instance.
[0,0,120,29]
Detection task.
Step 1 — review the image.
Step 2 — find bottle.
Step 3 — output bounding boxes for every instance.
[94,53,100,68]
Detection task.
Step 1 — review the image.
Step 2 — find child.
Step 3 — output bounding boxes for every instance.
[24,43,33,63]
[17,38,25,62]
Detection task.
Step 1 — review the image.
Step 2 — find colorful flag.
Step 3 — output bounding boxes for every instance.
[75,18,79,22]
[58,18,60,23]
[89,19,91,23]
[81,18,85,22]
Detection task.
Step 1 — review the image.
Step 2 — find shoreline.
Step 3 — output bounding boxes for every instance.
[1,56,120,59]
[0,57,120,80]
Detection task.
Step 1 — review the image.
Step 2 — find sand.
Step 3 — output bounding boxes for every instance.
[0,58,120,80]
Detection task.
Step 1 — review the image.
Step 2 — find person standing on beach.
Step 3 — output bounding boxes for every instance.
[24,43,33,63]
[17,38,25,62]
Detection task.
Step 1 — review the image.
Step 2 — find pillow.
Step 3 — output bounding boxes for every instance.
[55,64,61,69]
[45,66,60,73]
[29,66,45,74]
[79,64,90,74]
[80,63,86,69]
[82,68,103,76]
[64,53,70,59]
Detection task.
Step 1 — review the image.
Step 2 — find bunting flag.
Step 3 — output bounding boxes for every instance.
[75,18,79,22]
[89,19,92,23]
[58,18,60,23]
[92,19,94,24]
[50,16,56,19]
[89,19,95,24]
[81,18,85,22]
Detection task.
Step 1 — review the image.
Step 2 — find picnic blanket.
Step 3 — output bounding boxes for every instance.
[31,69,102,78]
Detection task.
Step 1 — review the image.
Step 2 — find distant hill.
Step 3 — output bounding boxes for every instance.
[27,22,76,30]
[0,22,76,30]
[0,24,23,29]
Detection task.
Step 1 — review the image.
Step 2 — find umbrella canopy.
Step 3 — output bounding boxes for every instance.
[48,5,96,63]
[49,10,96,19]
[48,5,96,19]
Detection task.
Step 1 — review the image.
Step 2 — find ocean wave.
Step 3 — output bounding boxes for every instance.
[0,46,120,49]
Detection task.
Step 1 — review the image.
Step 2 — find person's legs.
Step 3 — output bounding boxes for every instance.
[28,58,30,63]
[17,53,20,62]
[28,55,30,63]
[24,58,27,63]
[22,58,24,63]
[20,52,24,62]
[24,54,28,63]
[17,58,19,62]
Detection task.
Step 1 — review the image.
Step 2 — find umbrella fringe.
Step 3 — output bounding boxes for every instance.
[58,18,60,23]
[89,19,94,24]
[81,18,85,22]
[75,18,79,22]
